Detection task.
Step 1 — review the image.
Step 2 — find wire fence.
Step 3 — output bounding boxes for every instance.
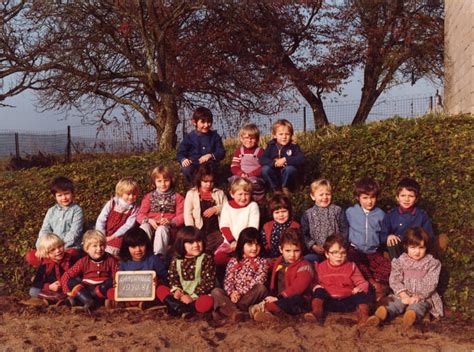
[0,94,443,159]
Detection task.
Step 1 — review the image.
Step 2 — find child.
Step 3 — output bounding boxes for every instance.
[211,228,269,322]
[367,227,443,327]
[177,107,226,183]
[250,228,314,321]
[305,234,371,326]
[137,166,184,259]
[228,123,265,202]
[259,119,305,193]
[184,164,227,254]
[26,176,84,267]
[61,230,118,310]
[301,179,349,263]
[29,233,75,304]
[156,226,215,317]
[261,194,300,259]
[215,177,260,266]
[96,177,140,256]
[380,177,434,259]
[345,177,390,300]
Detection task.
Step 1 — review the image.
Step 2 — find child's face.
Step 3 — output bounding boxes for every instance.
[47,245,65,263]
[184,240,203,257]
[273,126,292,146]
[273,208,289,224]
[120,191,138,205]
[243,241,261,258]
[154,175,172,193]
[325,243,347,266]
[396,188,417,209]
[279,243,302,264]
[193,119,212,134]
[240,133,258,149]
[311,186,332,208]
[200,175,214,192]
[358,193,377,211]
[86,240,105,260]
[55,190,74,207]
[231,189,252,207]
[407,242,426,261]
[129,244,146,261]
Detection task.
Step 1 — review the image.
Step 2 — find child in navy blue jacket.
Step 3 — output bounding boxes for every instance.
[177,107,225,183]
[260,119,305,193]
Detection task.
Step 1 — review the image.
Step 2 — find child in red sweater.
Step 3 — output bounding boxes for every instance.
[305,234,371,325]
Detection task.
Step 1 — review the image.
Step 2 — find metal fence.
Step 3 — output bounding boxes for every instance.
[0,94,442,158]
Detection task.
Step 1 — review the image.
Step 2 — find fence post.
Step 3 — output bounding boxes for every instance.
[303,106,307,132]
[429,96,433,113]
[66,125,71,163]
[14,133,20,158]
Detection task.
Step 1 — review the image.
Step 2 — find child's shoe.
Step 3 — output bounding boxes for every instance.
[249,301,266,320]
[163,296,190,317]
[253,310,277,322]
[403,310,417,327]
[21,297,49,307]
[374,305,388,322]
[306,298,324,323]
[365,315,381,326]
[219,304,245,323]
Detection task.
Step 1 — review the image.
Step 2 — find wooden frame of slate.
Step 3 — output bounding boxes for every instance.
[114,271,156,301]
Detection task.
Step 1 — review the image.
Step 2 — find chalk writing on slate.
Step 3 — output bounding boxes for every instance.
[115,271,156,301]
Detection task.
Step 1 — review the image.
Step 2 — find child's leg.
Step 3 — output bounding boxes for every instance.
[367,252,391,284]
[406,301,431,322]
[181,164,198,184]
[153,225,170,258]
[304,253,325,264]
[29,287,41,298]
[347,248,373,280]
[280,165,297,190]
[272,294,310,315]
[140,223,155,241]
[194,295,214,314]
[261,165,280,190]
[249,176,266,202]
[385,297,407,320]
[236,284,268,311]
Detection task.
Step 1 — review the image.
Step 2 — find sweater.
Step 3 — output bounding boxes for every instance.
[96,196,139,238]
[31,253,74,291]
[269,256,314,299]
[346,204,385,254]
[136,190,184,226]
[380,206,434,244]
[224,257,269,296]
[184,187,227,229]
[230,146,264,177]
[259,139,305,168]
[261,220,300,258]
[177,129,225,164]
[219,200,260,243]
[119,254,168,285]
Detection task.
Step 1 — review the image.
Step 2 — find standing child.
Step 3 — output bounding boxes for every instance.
[305,234,371,326]
[367,227,443,327]
[250,228,314,322]
[261,194,300,259]
[301,179,349,263]
[211,228,269,322]
[137,166,184,259]
[156,226,215,317]
[96,177,140,256]
[177,107,226,183]
[184,164,227,254]
[61,230,118,310]
[380,178,434,259]
[228,123,266,203]
[215,177,260,266]
[345,177,391,300]
[260,119,305,193]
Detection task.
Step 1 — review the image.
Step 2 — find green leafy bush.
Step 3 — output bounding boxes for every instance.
[0,114,472,318]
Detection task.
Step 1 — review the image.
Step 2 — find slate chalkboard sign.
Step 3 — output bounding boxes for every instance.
[115,271,156,301]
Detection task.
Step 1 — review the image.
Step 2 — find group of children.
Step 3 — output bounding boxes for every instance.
[26,107,443,328]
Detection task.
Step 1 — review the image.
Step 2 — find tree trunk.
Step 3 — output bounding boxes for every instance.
[150,94,179,150]
[352,87,382,125]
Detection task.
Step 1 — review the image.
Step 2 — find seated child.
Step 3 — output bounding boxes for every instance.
[250,228,314,321]
[137,166,184,259]
[212,228,269,322]
[96,177,140,256]
[228,123,265,202]
[215,177,260,266]
[26,176,84,267]
[61,230,118,310]
[260,119,305,193]
[177,106,225,183]
[184,164,227,254]
[380,177,434,259]
[304,234,371,326]
[105,227,168,309]
[301,178,348,263]
[367,227,443,327]
[29,233,75,304]
[261,194,300,259]
[345,177,390,300]
[156,226,215,317]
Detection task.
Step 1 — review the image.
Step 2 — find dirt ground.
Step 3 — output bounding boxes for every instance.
[0,296,472,352]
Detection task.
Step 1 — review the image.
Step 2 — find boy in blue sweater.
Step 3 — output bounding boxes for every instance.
[177,107,225,183]
[380,177,434,259]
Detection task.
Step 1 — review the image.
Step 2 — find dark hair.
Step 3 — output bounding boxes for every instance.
[403,227,431,253]
[235,227,261,261]
[193,163,216,189]
[354,176,380,198]
[192,106,213,123]
[174,226,204,258]
[268,193,292,218]
[50,176,74,195]
[119,227,153,261]
[280,228,304,249]
[396,177,421,198]
[323,234,347,253]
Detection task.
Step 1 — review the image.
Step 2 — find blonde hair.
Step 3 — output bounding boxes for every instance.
[150,165,174,188]
[272,119,294,138]
[239,123,260,141]
[36,233,64,259]
[115,177,139,197]
[310,178,332,194]
[230,177,253,194]
[82,229,106,251]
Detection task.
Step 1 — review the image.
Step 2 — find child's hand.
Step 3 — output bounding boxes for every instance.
[180,294,193,304]
[230,291,241,303]
[106,235,114,243]
[399,292,411,305]
[199,154,213,164]
[312,284,323,292]
[274,158,287,168]
[352,287,362,294]
[312,245,324,254]
[230,241,237,251]
[159,218,170,226]
[387,234,401,246]
[241,173,249,178]
[148,218,159,229]
[49,281,61,292]
[203,206,218,218]
[181,158,192,167]
[173,289,184,300]
[410,295,422,304]
[264,296,278,303]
